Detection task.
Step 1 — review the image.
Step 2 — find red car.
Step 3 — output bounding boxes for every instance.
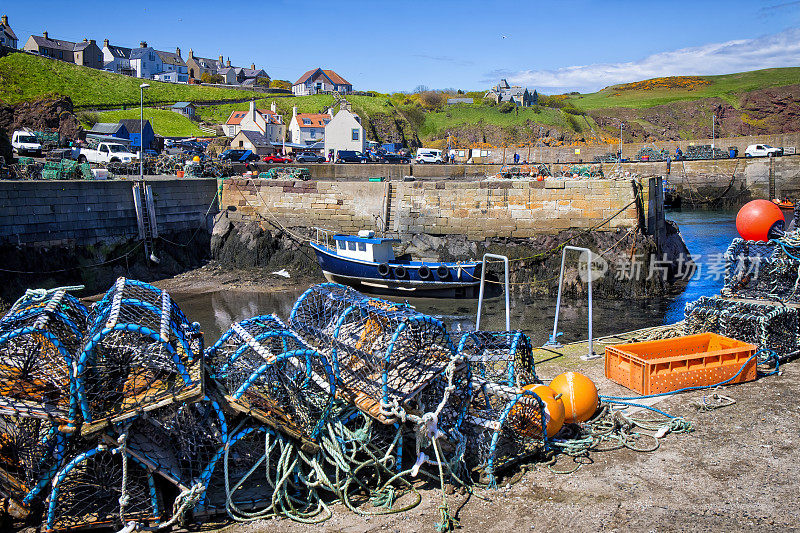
[262,155,293,163]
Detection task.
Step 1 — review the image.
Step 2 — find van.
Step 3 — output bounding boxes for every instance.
[415,148,443,164]
[11,131,43,156]
[745,144,783,158]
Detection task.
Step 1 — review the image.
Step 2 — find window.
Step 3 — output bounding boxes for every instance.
[239,140,244,147]
[347,241,356,251]
[323,119,330,125]
[357,242,366,252]
[338,241,345,250]
[58,50,63,59]
[352,129,359,141]
[309,129,315,136]
[302,118,311,125]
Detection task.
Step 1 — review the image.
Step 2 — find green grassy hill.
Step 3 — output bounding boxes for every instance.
[87,109,206,137]
[0,52,260,106]
[566,67,800,110]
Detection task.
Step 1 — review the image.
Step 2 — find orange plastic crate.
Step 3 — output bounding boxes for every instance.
[604,332,757,395]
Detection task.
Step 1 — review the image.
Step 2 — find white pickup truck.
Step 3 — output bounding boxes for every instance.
[75,142,138,164]
[11,131,43,156]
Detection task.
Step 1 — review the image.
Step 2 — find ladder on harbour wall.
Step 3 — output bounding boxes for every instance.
[381,181,398,234]
[132,182,159,262]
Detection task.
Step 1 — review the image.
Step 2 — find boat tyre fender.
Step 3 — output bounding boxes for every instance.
[378,263,391,277]
[436,265,450,279]
[418,265,432,280]
[394,266,407,279]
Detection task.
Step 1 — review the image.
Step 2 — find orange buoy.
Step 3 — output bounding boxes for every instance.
[549,372,599,424]
[736,200,784,241]
[509,384,565,438]
[536,175,544,182]
[193,155,201,162]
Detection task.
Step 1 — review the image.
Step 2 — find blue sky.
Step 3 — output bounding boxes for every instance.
[5,0,800,93]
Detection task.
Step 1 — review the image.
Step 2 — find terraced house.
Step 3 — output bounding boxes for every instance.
[101,39,134,76]
[0,15,18,49]
[23,32,102,68]
[288,107,332,146]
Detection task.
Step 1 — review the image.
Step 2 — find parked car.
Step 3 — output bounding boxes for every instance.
[745,144,783,158]
[11,131,43,156]
[415,148,444,164]
[295,152,326,163]
[336,150,369,163]
[262,155,293,163]
[220,149,259,162]
[75,142,138,164]
[379,152,411,164]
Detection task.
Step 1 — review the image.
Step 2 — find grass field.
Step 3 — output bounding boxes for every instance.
[418,103,578,137]
[0,52,260,106]
[87,109,206,137]
[566,67,800,110]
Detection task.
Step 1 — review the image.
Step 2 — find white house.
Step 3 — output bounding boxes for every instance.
[288,107,333,146]
[292,68,352,96]
[324,107,365,158]
[154,47,188,83]
[102,39,133,75]
[0,15,18,49]
[225,101,285,143]
[129,42,163,79]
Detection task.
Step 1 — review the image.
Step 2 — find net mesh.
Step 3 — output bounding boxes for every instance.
[684,296,799,356]
[456,331,537,387]
[722,238,800,302]
[0,290,88,424]
[206,315,335,447]
[289,283,457,424]
[44,445,161,532]
[76,278,204,435]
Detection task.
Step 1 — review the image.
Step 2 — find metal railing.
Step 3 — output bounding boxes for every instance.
[476,254,510,332]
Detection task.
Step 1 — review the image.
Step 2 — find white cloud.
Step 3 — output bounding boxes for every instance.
[486,27,800,93]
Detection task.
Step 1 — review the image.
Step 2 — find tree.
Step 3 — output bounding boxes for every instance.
[413,85,429,94]
[255,77,271,87]
[201,72,224,84]
[270,79,291,90]
[418,91,446,110]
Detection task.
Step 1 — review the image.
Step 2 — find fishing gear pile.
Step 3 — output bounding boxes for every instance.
[0,280,555,532]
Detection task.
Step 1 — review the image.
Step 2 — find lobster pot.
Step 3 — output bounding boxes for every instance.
[0,416,69,517]
[459,379,548,485]
[44,445,161,532]
[722,238,800,302]
[0,290,88,424]
[77,278,204,435]
[199,425,292,519]
[206,315,335,450]
[288,283,371,339]
[108,397,227,499]
[456,331,537,387]
[685,296,798,356]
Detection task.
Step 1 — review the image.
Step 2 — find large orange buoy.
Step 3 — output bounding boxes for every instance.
[736,200,784,241]
[549,372,599,424]
[509,384,565,438]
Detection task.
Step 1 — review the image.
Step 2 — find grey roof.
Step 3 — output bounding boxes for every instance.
[238,68,266,78]
[194,56,219,69]
[129,47,151,60]
[172,102,194,108]
[240,78,256,86]
[89,123,125,135]
[217,67,235,75]
[73,42,91,51]
[119,119,152,135]
[106,44,131,58]
[29,35,76,51]
[156,49,185,66]
[447,98,473,104]
[1,23,17,41]
[239,130,270,147]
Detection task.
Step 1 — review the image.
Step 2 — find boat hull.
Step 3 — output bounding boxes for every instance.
[310,242,481,298]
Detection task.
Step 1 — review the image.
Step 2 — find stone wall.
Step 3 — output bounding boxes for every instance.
[220,177,651,240]
[0,177,219,246]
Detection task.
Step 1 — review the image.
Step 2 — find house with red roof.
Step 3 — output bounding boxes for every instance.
[224,101,285,144]
[288,107,333,146]
[292,68,352,96]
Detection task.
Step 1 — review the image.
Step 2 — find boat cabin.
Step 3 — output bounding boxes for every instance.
[333,231,399,263]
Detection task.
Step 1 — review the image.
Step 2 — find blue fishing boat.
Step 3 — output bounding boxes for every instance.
[309,230,482,297]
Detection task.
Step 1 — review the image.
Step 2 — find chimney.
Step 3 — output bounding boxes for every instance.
[89,39,96,45]
[140,41,147,48]
[188,48,193,58]
[226,58,231,67]
[292,106,297,118]
[251,63,255,70]
[176,46,181,57]
[43,31,49,39]
[218,54,223,64]
[1,16,8,27]
[249,100,256,119]
[327,107,334,118]
[83,38,88,42]
[271,101,276,113]
[103,38,109,48]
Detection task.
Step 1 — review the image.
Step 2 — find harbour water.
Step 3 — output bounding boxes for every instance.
[172,209,741,345]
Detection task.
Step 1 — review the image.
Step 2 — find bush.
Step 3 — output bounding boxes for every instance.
[565,112,583,132]
[498,101,516,113]
[255,77,271,87]
[270,79,291,90]
[201,72,224,84]
[400,104,425,129]
[78,111,100,127]
[418,91,446,110]
[562,103,586,115]
[483,97,497,107]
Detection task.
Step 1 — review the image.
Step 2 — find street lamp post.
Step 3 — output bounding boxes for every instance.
[711,114,715,149]
[139,83,150,179]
